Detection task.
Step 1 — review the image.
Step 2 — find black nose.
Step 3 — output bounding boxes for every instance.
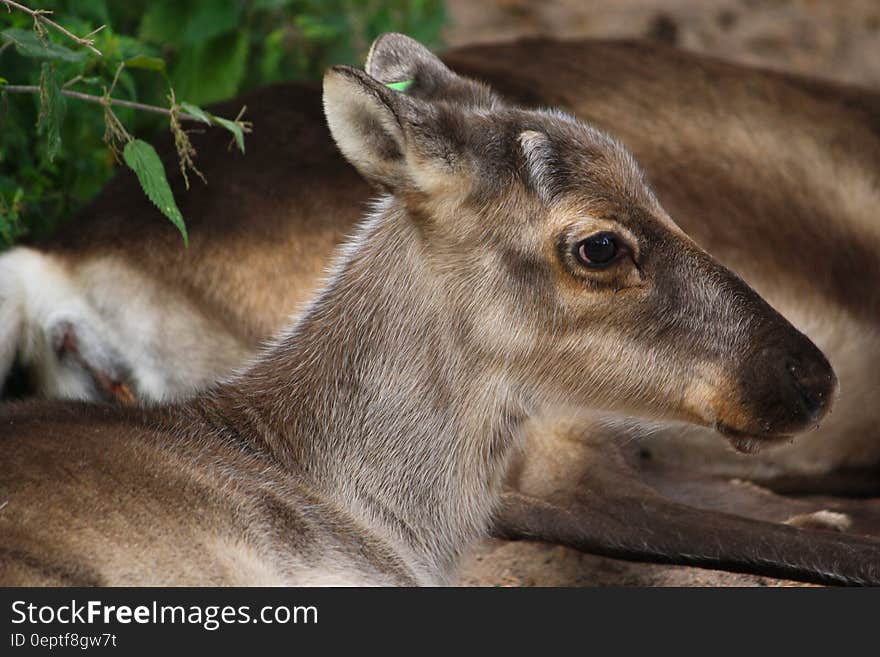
[743,333,838,436]
[784,351,836,422]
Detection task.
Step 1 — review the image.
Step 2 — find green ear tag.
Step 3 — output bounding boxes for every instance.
[385,80,413,92]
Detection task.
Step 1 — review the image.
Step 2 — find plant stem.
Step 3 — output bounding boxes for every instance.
[1,0,103,55]
[3,84,205,122]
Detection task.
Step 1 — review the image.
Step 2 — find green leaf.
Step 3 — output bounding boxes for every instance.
[181,0,242,45]
[1,28,86,62]
[73,0,111,25]
[171,30,249,105]
[209,114,245,154]
[124,55,166,72]
[138,1,187,44]
[258,28,286,82]
[179,101,211,125]
[181,102,245,152]
[37,64,67,162]
[252,0,293,9]
[294,14,342,41]
[122,140,188,245]
[211,115,244,153]
[113,33,159,61]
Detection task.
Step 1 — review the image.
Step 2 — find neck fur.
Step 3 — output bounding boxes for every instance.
[200,200,529,581]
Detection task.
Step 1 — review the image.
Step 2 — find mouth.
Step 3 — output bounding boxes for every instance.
[714,422,794,454]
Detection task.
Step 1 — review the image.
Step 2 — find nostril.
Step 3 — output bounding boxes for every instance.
[800,387,825,415]
[785,358,830,418]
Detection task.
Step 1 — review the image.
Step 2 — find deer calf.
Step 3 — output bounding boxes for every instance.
[1,35,859,585]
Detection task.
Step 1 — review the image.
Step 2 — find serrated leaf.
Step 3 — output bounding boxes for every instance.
[37,64,67,162]
[122,140,188,245]
[180,101,211,125]
[1,28,86,62]
[209,115,245,154]
[124,55,166,72]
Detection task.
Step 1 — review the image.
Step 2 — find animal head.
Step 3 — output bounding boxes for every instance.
[323,33,837,452]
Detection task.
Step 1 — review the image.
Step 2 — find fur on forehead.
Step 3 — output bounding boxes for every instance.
[324,50,653,215]
[515,109,654,209]
[441,106,655,219]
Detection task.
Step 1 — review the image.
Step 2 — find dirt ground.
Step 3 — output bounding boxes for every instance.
[442,0,878,587]
[457,540,806,587]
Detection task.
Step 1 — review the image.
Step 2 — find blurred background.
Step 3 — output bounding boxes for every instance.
[1,0,877,246]
[445,0,880,87]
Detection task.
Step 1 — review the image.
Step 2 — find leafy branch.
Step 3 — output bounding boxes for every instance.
[0,0,252,244]
[2,83,208,121]
[1,0,103,55]
[0,0,444,248]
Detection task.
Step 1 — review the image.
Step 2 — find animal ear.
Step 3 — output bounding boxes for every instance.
[324,63,475,194]
[366,32,500,108]
[323,65,414,189]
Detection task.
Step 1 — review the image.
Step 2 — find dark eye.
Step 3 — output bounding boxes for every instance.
[574,232,619,267]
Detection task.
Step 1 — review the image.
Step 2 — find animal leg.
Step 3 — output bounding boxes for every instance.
[493,420,880,585]
[48,316,136,404]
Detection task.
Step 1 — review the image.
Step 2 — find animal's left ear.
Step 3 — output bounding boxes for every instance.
[324,64,463,193]
[366,32,500,108]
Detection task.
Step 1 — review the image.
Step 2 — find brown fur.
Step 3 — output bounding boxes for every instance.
[1,37,879,585]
